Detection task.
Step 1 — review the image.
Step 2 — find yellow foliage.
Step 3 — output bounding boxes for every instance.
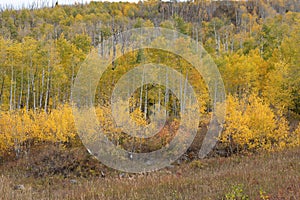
[0,105,76,154]
[291,123,300,147]
[75,14,83,21]
[0,100,299,156]
[220,94,299,152]
[130,108,147,126]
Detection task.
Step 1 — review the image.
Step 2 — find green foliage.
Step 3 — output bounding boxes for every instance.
[190,160,205,169]
[72,34,92,53]
[224,184,249,200]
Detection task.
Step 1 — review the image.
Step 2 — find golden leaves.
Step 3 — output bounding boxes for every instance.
[220,94,299,152]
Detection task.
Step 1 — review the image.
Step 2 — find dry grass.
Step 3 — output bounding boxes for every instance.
[0,148,299,200]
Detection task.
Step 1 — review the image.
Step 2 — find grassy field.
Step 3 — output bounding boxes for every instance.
[0,146,299,200]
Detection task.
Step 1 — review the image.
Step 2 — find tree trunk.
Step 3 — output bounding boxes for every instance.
[18,65,24,109]
[9,65,14,111]
[39,67,45,108]
[45,56,51,112]
[0,75,5,106]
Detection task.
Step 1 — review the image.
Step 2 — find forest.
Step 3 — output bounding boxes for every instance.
[0,0,299,165]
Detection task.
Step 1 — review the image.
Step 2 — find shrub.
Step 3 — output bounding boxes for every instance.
[220,94,300,153]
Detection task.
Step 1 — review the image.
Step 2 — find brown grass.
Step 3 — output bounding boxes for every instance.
[0,147,299,200]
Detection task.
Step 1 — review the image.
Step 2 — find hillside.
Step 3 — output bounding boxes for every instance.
[0,1,299,199]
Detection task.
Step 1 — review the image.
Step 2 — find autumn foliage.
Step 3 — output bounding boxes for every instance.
[0,105,76,155]
[220,94,300,153]
[0,1,300,158]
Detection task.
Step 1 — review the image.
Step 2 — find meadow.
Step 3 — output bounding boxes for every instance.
[0,144,299,200]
